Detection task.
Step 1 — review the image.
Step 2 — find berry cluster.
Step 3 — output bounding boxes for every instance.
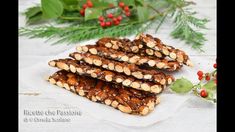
[196,63,217,98]
[98,1,131,28]
[80,0,93,16]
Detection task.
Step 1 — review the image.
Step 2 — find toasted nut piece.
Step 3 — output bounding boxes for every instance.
[108,63,114,70]
[56,81,63,87]
[160,79,166,85]
[146,42,155,48]
[76,68,84,74]
[89,48,97,55]
[186,60,193,67]
[105,75,113,82]
[115,65,123,73]
[131,46,139,53]
[148,60,156,67]
[78,90,85,96]
[82,46,88,52]
[91,96,97,102]
[129,56,140,63]
[151,85,162,93]
[140,106,150,115]
[123,67,131,75]
[118,105,132,113]
[144,74,152,80]
[122,79,132,86]
[169,52,177,59]
[162,48,169,55]
[141,83,151,91]
[111,100,119,108]
[70,65,76,73]
[116,78,123,83]
[64,83,70,90]
[156,62,166,69]
[112,44,119,50]
[84,57,93,65]
[147,101,155,111]
[48,61,56,67]
[93,59,102,66]
[130,82,140,89]
[104,99,112,105]
[76,46,83,53]
[120,55,129,62]
[49,78,56,84]
[146,49,154,55]
[74,54,82,60]
[105,42,112,48]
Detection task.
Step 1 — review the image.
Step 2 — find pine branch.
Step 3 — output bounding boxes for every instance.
[170,9,209,51]
[19,21,143,44]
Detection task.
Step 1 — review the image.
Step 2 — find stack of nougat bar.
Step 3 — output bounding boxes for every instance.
[47,33,192,116]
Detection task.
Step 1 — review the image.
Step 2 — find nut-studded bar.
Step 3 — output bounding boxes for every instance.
[96,37,166,58]
[48,58,164,93]
[69,52,174,85]
[76,45,183,71]
[47,70,160,115]
[136,33,193,66]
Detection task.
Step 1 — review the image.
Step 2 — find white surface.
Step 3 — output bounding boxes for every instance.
[19,0,216,132]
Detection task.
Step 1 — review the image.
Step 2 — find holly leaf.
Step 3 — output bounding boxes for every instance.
[170,78,194,93]
[25,6,41,18]
[137,6,149,22]
[85,8,103,21]
[203,80,216,90]
[41,0,64,19]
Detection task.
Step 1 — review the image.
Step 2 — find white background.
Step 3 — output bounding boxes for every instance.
[19,0,216,131]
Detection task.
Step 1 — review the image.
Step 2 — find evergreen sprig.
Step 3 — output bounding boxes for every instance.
[19,0,209,51]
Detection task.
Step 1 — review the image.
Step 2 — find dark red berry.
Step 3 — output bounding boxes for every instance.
[98,16,104,22]
[198,76,203,80]
[125,11,131,17]
[114,20,120,25]
[200,89,208,98]
[107,13,113,18]
[87,1,93,7]
[119,2,125,8]
[124,6,129,12]
[80,9,85,16]
[105,21,112,26]
[117,16,122,21]
[213,63,217,68]
[112,17,117,22]
[197,71,203,77]
[83,4,88,9]
[100,22,105,27]
[205,75,210,81]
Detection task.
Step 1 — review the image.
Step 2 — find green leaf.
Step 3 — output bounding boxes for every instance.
[170,78,194,93]
[85,8,103,21]
[25,6,41,18]
[26,13,44,24]
[41,0,64,19]
[137,6,149,22]
[135,0,144,6]
[60,0,78,5]
[203,80,216,91]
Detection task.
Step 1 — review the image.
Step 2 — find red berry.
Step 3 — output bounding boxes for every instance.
[105,21,112,26]
[198,76,203,80]
[125,11,131,17]
[124,6,129,12]
[87,1,93,7]
[119,2,125,8]
[200,89,208,98]
[213,63,217,68]
[83,4,88,9]
[112,17,117,22]
[80,9,85,16]
[107,13,113,18]
[197,71,203,77]
[99,16,104,22]
[117,16,122,21]
[100,22,105,27]
[205,75,210,81]
[114,20,120,25]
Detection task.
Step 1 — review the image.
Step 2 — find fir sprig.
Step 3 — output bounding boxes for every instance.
[170,8,209,51]
[19,21,142,44]
[19,0,209,51]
